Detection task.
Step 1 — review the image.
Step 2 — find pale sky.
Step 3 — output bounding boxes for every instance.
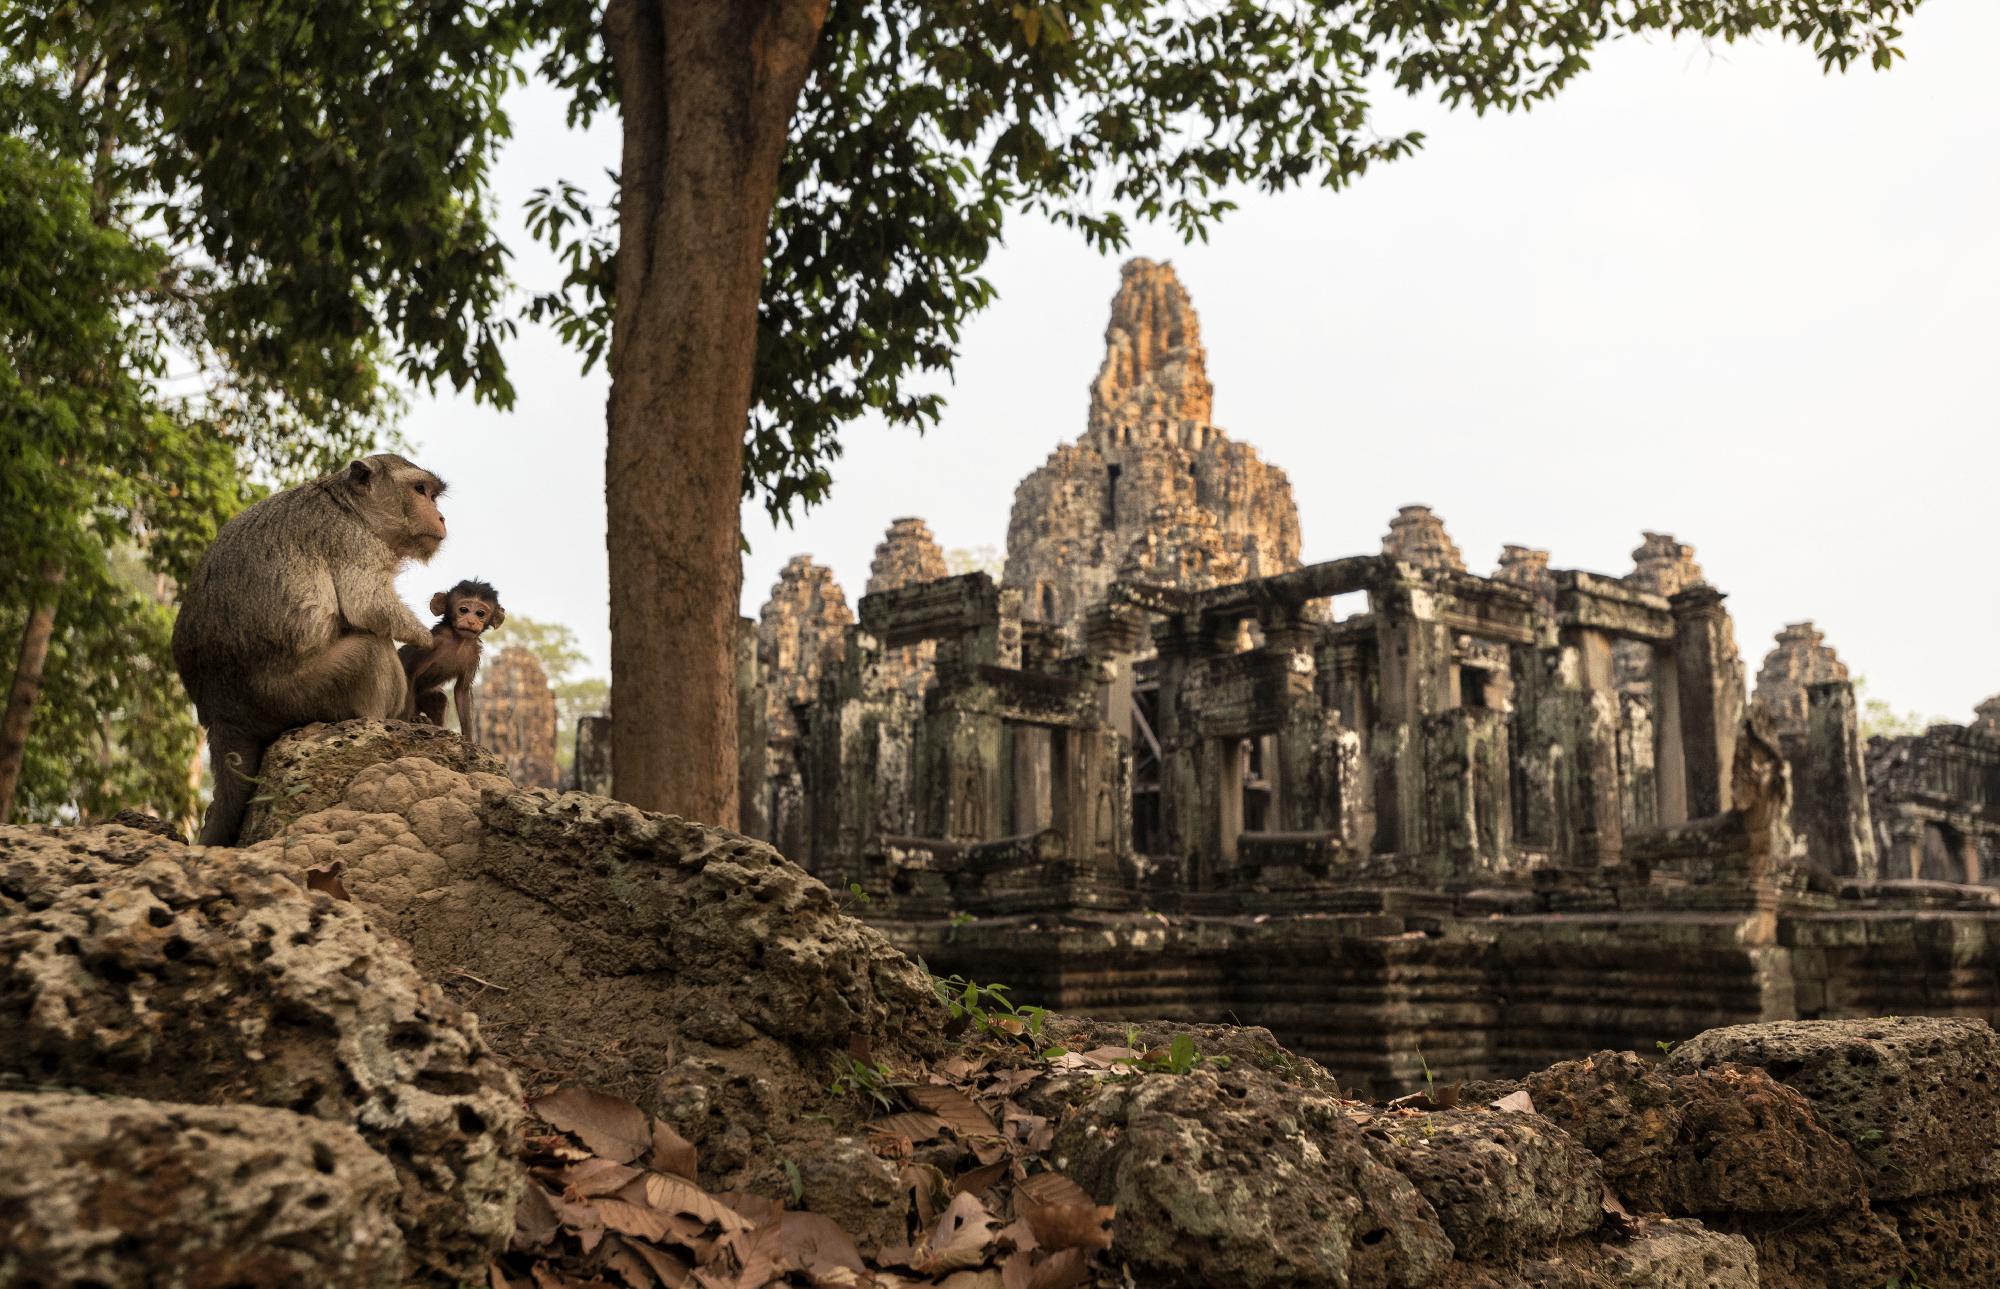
[398,2,1999,723]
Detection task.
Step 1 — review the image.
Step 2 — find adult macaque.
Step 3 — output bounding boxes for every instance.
[172,454,447,845]
[400,579,503,733]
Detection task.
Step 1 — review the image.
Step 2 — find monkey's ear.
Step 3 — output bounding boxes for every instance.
[346,460,374,488]
[489,604,505,629]
[429,591,449,616]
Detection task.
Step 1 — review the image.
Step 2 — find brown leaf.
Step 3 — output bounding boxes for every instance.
[514,1183,563,1249]
[899,1162,950,1227]
[1021,1202,1114,1254]
[918,1191,999,1276]
[995,1217,1039,1256]
[618,1174,753,1234]
[628,1241,694,1288]
[1025,1247,1093,1289]
[936,1056,982,1079]
[490,1263,524,1289]
[907,1086,999,1139]
[551,1191,609,1255]
[953,1162,1008,1197]
[713,1192,784,1229]
[562,1159,647,1199]
[305,864,351,900]
[1432,1081,1463,1110]
[1490,1089,1536,1115]
[596,1197,682,1245]
[533,1087,653,1164]
[1076,1047,1141,1067]
[600,1234,665,1288]
[936,1272,1005,1289]
[1013,1173,1091,1211]
[777,1212,865,1274]
[872,1111,950,1144]
[648,1121,699,1179]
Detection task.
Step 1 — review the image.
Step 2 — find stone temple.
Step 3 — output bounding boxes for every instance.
[585,259,2000,1095]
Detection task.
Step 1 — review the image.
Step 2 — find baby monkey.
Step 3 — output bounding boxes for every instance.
[400,579,503,732]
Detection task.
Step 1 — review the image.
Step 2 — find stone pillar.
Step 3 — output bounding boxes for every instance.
[574,715,613,797]
[1651,643,1688,825]
[1803,680,1878,878]
[736,617,770,842]
[1556,627,1623,866]
[1152,616,1197,870]
[1670,585,1744,819]
[476,646,559,789]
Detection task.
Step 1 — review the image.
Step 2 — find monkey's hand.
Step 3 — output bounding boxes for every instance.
[335,570,436,648]
[390,607,434,649]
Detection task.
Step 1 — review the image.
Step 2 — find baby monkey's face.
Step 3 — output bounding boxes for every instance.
[453,598,497,635]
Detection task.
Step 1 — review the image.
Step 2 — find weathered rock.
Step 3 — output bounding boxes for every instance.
[1524,1049,1865,1215]
[1666,1016,2000,1200]
[239,718,508,839]
[476,644,560,788]
[0,1091,404,1287]
[1053,1067,1452,1288]
[0,822,523,1282]
[1355,1107,1602,1260]
[1587,1220,1758,1288]
[1730,1205,1906,1289]
[793,1136,911,1255]
[238,720,941,1190]
[1888,1186,2000,1285]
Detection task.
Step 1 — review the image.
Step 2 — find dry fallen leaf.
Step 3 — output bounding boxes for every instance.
[1018,1247,1092,1289]
[900,1162,950,1227]
[777,1211,866,1274]
[953,1161,1007,1197]
[648,1121,700,1179]
[1020,1202,1114,1254]
[1489,1089,1536,1115]
[627,1240,693,1288]
[872,1110,951,1144]
[918,1191,999,1275]
[561,1159,648,1200]
[617,1174,753,1235]
[936,1271,1006,1289]
[515,1184,563,1250]
[907,1086,1000,1139]
[1013,1172,1091,1211]
[534,1087,654,1165]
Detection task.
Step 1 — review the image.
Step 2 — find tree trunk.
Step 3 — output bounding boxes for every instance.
[602,0,828,826]
[0,564,65,822]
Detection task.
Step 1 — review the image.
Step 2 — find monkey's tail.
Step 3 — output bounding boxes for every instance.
[198,727,265,847]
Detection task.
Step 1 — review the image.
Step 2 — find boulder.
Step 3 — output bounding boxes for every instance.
[1053,1066,1453,1288]
[238,720,943,1190]
[1666,1016,2000,1200]
[1525,1049,1865,1214]
[1586,1220,1758,1289]
[0,823,523,1283]
[1354,1107,1602,1260]
[0,1091,404,1287]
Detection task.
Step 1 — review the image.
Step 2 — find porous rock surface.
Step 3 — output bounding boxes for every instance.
[239,720,941,1185]
[0,822,523,1282]
[1666,1015,2000,1200]
[0,1091,403,1288]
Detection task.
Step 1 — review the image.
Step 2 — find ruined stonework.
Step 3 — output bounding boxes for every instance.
[1868,697,2000,883]
[1494,544,1555,609]
[1626,531,1707,597]
[866,518,949,700]
[1754,621,1850,736]
[474,645,558,789]
[753,557,854,857]
[1752,622,1876,876]
[1002,259,1300,643]
[1382,505,1466,573]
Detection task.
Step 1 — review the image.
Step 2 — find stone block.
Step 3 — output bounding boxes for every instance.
[0,1091,404,1287]
[1525,1049,1864,1216]
[1356,1107,1602,1260]
[1666,1016,2000,1200]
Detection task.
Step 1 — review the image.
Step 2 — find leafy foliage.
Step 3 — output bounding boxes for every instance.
[0,134,243,822]
[515,0,1920,521]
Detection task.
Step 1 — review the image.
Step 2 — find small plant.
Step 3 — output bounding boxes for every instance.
[1884,1272,1935,1289]
[846,881,872,906]
[828,1055,899,1112]
[1858,1127,1885,1144]
[1115,1033,1229,1077]
[782,1158,804,1205]
[1655,1039,1676,1055]
[945,910,976,941]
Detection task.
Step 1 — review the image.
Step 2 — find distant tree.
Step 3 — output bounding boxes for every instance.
[10,0,1921,828]
[1853,675,1941,741]
[945,546,1005,581]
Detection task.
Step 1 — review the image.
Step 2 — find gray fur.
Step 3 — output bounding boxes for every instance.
[172,453,446,844]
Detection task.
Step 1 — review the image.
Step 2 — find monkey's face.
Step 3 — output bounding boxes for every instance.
[451,597,498,637]
[344,455,448,560]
